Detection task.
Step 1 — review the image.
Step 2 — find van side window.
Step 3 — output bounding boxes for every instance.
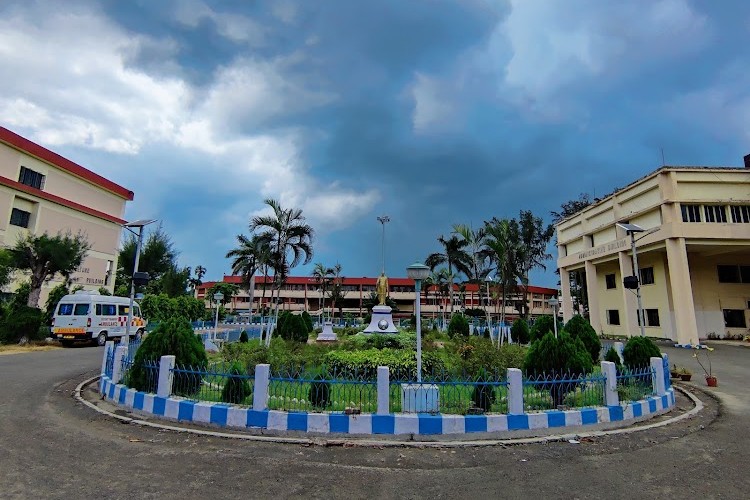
[118,305,130,316]
[74,304,89,315]
[134,306,141,317]
[100,304,117,316]
[58,303,74,315]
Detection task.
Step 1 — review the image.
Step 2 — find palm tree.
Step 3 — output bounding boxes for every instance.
[249,198,314,345]
[425,235,471,314]
[226,234,272,317]
[312,262,333,320]
[452,224,490,283]
[484,218,522,329]
[327,263,345,319]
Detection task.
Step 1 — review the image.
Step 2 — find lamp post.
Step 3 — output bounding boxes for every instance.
[548,297,559,338]
[485,275,494,340]
[213,291,224,340]
[407,262,430,383]
[617,223,657,337]
[121,219,156,348]
[377,215,390,274]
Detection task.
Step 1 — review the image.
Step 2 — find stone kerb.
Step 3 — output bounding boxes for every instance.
[98,350,677,437]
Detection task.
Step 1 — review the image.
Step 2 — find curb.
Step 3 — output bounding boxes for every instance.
[76,376,704,448]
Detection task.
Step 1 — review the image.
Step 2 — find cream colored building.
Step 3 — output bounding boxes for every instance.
[556,165,750,344]
[0,127,133,304]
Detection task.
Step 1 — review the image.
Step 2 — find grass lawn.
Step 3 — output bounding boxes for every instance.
[0,342,62,355]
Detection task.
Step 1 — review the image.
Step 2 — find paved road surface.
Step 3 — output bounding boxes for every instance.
[1,344,748,499]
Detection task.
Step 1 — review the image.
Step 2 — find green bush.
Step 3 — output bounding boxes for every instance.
[343,333,416,351]
[604,346,621,365]
[43,284,69,326]
[0,305,43,344]
[220,362,252,404]
[622,336,661,368]
[454,337,527,377]
[324,348,444,379]
[301,311,314,333]
[126,317,208,395]
[510,319,530,344]
[448,314,469,338]
[471,382,496,413]
[529,315,559,343]
[563,315,601,364]
[239,330,249,343]
[277,312,308,343]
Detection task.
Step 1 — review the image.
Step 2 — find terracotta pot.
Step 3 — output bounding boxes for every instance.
[680,374,692,381]
[670,371,680,379]
[706,376,718,387]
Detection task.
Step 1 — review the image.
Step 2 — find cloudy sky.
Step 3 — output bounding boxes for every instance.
[1,0,748,287]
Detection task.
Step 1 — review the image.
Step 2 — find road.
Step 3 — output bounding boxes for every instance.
[0,344,748,499]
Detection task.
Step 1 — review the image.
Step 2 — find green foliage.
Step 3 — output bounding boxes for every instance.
[563,315,601,364]
[343,333,416,351]
[206,282,240,306]
[301,310,314,333]
[0,248,15,290]
[276,311,308,343]
[127,317,208,395]
[447,314,469,338]
[510,318,530,344]
[452,337,527,377]
[147,263,191,297]
[324,348,444,379]
[604,346,621,365]
[97,287,112,295]
[462,308,486,318]
[523,331,593,376]
[43,284,69,326]
[306,367,331,409]
[140,294,205,322]
[220,362,252,404]
[116,225,177,294]
[10,281,31,309]
[471,380,496,412]
[239,330,249,343]
[622,336,661,369]
[529,315,559,343]
[0,305,43,344]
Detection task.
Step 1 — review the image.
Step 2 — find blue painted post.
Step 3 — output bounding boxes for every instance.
[112,345,127,384]
[100,340,114,376]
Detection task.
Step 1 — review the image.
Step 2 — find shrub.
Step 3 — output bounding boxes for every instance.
[220,362,252,404]
[529,315,559,343]
[343,333,416,351]
[510,319,530,344]
[622,336,661,369]
[604,346,621,365]
[127,317,208,395]
[307,367,331,410]
[324,348,444,379]
[0,305,43,344]
[471,383,496,413]
[278,312,308,343]
[563,315,601,364]
[301,311,314,333]
[448,314,469,338]
[239,330,249,343]
[455,337,527,377]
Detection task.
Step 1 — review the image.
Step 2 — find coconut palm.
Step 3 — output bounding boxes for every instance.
[226,234,272,317]
[312,262,333,320]
[483,217,522,329]
[327,263,345,319]
[425,235,471,314]
[452,223,490,283]
[249,198,314,345]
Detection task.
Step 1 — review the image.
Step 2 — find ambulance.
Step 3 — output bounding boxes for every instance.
[52,290,147,346]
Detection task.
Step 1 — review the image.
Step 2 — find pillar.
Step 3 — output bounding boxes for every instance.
[507,368,523,415]
[156,355,175,398]
[584,260,602,333]
[665,237,699,345]
[601,361,619,406]
[650,357,666,396]
[560,267,574,322]
[112,345,127,384]
[377,366,390,415]
[253,363,270,410]
[100,340,115,376]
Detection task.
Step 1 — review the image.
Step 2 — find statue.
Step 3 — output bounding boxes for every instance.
[376,272,388,306]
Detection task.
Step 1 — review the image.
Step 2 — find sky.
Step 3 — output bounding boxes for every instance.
[1,0,748,288]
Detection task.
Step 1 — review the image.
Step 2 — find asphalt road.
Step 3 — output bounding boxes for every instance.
[1,344,748,499]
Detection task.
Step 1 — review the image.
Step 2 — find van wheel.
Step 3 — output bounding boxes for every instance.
[97,332,107,347]
[134,329,143,341]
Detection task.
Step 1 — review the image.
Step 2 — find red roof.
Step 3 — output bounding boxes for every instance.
[0,126,134,201]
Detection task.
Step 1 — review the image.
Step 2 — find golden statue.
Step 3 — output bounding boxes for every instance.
[376,272,389,306]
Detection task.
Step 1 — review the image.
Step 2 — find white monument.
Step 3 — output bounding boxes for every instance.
[363,272,398,334]
[316,320,337,341]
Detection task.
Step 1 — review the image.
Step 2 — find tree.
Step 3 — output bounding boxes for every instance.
[148,263,191,297]
[189,265,206,292]
[452,224,490,283]
[483,218,521,328]
[551,193,593,223]
[226,233,271,314]
[516,210,554,317]
[10,231,90,309]
[207,282,240,311]
[0,248,15,291]
[425,235,471,314]
[249,198,314,346]
[116,225,177,295]
[312,262,333,318]
[43,283,69,326]
[326,263,345,319]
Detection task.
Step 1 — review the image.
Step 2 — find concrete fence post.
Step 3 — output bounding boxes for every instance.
[650,357,666,396]
[157,355,176,398]
[253,363,270,410]
[662,353,671,389]
[100,340,115,376]
[614,341,625,364]
[601,361,619,406]
[112,345,127,384]
[377,366,390,415]
[507,368,524,415]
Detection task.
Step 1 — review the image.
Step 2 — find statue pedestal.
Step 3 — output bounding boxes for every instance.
[363,305,398,334]
[316,321,337,342]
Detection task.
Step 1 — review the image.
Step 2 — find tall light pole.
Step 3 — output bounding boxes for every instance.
[617,223,659,338]
[213,291,224,340]
[377,215,390,274]
[407,262,430,383]
[485,274,494,340]
[121,219,156,348]
[548,297,559,338]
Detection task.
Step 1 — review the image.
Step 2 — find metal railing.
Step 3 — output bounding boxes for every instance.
[616,366,655,402]
[522,372,607,411]
[170,362,255,405]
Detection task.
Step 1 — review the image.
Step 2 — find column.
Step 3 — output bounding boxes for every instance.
[560,267,574,322]
[507,368,524,415]
[617,250,638,336]
[253,364,270,410]
[665,237,699,345]
[601,361,619,406]
[584,260,602,333]
[377,366,390,415]
[156,355,176,398]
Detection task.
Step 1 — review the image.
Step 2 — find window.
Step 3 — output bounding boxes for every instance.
[96,304,117,316]
[681,204,701,222]
[104,260,113,286]
[704,205,727,223]
[607,309,620,325]
[717,265,750,283]
[134,306,141,317]
[9,208,31,228]
[645,309,660,327]
[533,301,543,308]
[118,305,131,316]
[73,304,89,315]
[605,273,616,289]
[57,303,74,315]
[731,205,750,223]
[18,166,45,190]
[723,309,747,328]
[639,267,655,285]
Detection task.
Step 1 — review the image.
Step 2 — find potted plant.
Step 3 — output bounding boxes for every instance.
[678,367,692,381]
[693,346,717,387]
[670,364,680,379]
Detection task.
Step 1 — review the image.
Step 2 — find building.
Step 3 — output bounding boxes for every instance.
[556,164,750,344]
[0,127,134,302]
[196,275,558,322]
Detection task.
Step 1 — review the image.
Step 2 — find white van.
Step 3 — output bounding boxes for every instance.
[52,290,147,346]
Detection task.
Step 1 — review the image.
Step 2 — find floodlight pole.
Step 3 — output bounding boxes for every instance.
[124,226,145,345]
[629,231,646,337]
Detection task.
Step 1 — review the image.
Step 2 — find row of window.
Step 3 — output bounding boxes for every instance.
[605,267,655,289]
[606,308,660,326]
[717,265,750,284]
[681,204,750,224]
[57,303,140,316]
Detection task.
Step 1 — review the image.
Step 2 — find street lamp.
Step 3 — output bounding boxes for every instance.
[407,262,430,383]
[377,215,390,274]
[485,274,494,339]
[548,297,559,338]
[121,219,156,348]
[213,291,224,340]
[617,223,657,338]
